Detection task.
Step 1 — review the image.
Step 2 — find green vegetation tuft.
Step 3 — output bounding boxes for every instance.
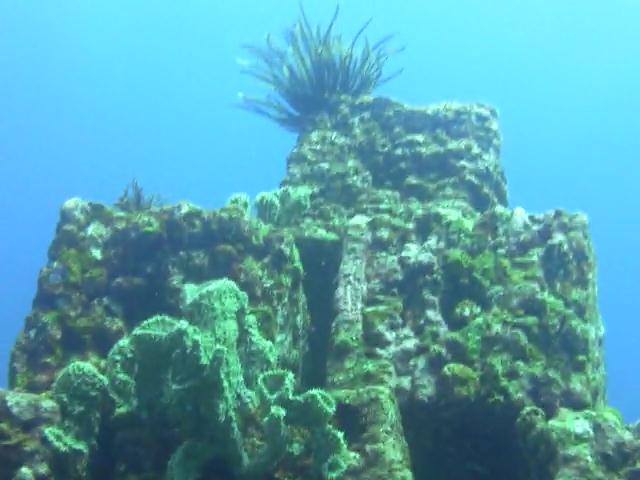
[240,5,402,131]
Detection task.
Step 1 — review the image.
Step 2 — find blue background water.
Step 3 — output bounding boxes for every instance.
[1,1,638,421]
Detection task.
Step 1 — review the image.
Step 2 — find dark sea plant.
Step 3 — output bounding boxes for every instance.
[240,5,402,132]
[115,179,162,212]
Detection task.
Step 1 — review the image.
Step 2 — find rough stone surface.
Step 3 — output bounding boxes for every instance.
[0,390,59,479]
[10,199,308,393]
[2,96,638,479]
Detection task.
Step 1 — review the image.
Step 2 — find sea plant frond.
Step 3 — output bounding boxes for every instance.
[320,4,340,46]
[239,4,403,132]
[116,179,162,212]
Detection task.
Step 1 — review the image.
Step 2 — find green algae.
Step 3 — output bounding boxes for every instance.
[2,97,638,480]
[36,279,352,479]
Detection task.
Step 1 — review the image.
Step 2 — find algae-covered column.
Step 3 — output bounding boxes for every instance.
[327,215,369,388]
[327,215,414,480]
[277,96,638,479]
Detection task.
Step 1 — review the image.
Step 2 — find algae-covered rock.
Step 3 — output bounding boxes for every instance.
[275,97,632,479]
[22,279,355,479]
[10,198,308,394]
[548,408,640,479]
[43,361,109,478]
[0,390,59,480]
[3,96,638,479]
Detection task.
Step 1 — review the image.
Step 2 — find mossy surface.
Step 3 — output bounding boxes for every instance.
[2,97,638,479]
[11,199,308,394]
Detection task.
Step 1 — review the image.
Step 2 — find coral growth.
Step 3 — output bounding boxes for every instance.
[33,280,354,479]
[2,97,639,479]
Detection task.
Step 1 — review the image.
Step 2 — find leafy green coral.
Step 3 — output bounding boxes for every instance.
[107,313,250,476]
[43,362,109,478]
[240,5,402,131]
[252,369,357,479]
[45,278,355,479]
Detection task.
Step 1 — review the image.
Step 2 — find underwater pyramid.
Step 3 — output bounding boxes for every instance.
[1,97,639,479]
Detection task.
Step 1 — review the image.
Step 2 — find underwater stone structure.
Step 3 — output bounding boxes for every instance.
[1,97,639,479]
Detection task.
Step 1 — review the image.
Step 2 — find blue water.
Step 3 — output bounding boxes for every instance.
[1,1,638,421]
